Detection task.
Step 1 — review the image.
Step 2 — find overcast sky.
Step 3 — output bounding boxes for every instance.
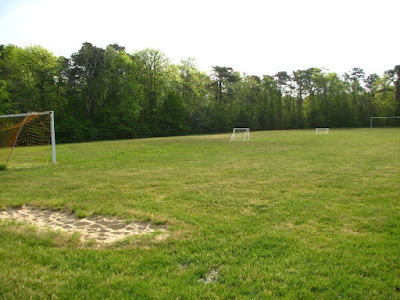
[1,0,399,76]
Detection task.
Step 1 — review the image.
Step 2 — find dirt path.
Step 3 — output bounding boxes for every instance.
[0,206,167,244]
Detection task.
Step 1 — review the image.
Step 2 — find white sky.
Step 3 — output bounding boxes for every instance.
[0,0,399,76]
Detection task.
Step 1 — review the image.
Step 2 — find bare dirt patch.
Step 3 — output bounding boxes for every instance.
[0,205,167,244]
[198,269,219,284]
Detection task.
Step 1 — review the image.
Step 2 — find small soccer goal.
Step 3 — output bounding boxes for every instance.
[230,128,250,141]
[0,111,56,169]
[315,128,329,134]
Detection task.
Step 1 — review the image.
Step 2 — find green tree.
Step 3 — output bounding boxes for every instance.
[69,42,106,120]
[292,69,315,127]
[364,73,378,118]
[261,75,282,129]
[0,79,10,114]
[0,44,63,114]
[134,49,170,123]
[312,69,330,127]
[326,72,351,127]
[275,71,295,128]
[160,91,188,136]
[390,65,400,115]
[178,58,212,133]
[211,66,241,103]
[372,72,396,117]
[95,44,144,139]
[344,68,368,126]
[236,75,261,129]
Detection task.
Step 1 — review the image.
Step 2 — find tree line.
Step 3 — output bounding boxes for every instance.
[0,43,399,143]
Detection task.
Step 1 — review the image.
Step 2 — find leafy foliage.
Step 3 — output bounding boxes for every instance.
[0,43,399,142]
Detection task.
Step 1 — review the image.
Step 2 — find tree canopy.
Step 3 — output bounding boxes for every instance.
[0,43,399,143]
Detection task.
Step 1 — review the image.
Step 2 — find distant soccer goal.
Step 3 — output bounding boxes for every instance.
[315,128,329,134]
[370,116,400,128]
[0,111,56,168]
[230,128,250,141]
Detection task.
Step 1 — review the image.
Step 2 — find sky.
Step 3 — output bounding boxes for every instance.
[0,0,399,77]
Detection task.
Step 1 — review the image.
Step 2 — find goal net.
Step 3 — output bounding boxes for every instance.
[315,128,329,134]
[0,111,56,169]
[230,128,250,141]
[370,116,400,128]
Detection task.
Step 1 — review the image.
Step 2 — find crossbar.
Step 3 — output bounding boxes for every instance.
[0,111,52,119]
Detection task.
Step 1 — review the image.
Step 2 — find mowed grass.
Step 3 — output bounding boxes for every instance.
[0,128,399,299]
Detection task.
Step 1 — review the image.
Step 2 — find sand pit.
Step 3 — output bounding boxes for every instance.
[0,205,167,244]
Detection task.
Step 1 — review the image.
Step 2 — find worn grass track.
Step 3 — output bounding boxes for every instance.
[0,128,399,298]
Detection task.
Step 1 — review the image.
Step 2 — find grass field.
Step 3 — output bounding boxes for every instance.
[0,128,399,299]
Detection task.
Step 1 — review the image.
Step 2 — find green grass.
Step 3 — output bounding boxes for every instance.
[1,128,399,299]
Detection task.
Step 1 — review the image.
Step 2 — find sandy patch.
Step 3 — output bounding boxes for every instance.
[0,205,167,244]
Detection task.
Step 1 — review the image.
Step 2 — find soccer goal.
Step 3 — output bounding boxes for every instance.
[315,128,329,134]
[230,128,250,141]
[0,111,56,168]
[370,116,400,128]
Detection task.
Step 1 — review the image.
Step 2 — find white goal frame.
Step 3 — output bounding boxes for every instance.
[0,111,56,165]
[230,128,250,141]
[370,116,400,128]
[315,128,329,134]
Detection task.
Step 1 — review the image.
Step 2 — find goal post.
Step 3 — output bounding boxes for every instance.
[0,111,56,168]
[370,116,400,128]
[230,128,250,141]
[315,128,329,134]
